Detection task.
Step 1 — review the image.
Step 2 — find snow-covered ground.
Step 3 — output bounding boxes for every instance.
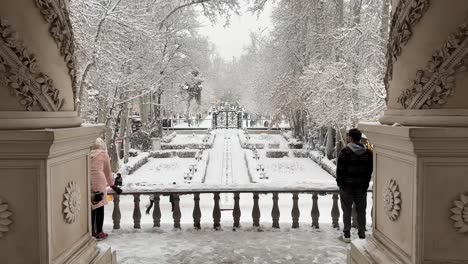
[99,223,359,264]
[123,153,209,188]
[101,129,372,263]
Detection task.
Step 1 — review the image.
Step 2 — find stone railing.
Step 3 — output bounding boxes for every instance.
[111,186,372,230]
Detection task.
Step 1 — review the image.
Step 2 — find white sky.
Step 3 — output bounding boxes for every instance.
[198,3,274,61]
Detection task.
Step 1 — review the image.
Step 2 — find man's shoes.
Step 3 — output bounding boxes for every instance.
[95,232,109,241]
[358,233,366,239]
[343,232,351,243]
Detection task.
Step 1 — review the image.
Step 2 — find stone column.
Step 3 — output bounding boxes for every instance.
[0,1,115,263]
[350,1,468,263]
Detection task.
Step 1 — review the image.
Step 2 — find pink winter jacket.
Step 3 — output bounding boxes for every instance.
[90,149,114,210]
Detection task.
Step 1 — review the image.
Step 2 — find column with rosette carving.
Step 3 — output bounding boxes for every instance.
[352,1,468,263]
[0,1,113,263]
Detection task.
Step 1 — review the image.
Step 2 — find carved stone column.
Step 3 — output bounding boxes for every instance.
[0,0,81,130]
[350,1,468,263]
[0,1,115,263]
[380,0,468,127]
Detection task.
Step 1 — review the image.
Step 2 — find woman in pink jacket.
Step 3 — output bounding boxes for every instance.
[90,138,120,240]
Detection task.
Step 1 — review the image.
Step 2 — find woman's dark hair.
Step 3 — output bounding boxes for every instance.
[348,128,362,142]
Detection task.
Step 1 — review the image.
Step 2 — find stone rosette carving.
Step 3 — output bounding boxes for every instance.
[398,22,468,109]
[384,0,430,102]
[63,181,81,224]
[450,193,468,234]
[0,18,64,111]
[34,0,77,100]
[0,196,13,238]
[383,179,401,221]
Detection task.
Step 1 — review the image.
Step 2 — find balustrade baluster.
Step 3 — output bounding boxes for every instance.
[112,194,121,229]
[311,193,320,228]
[173,194,181,229]
[213,193,221,229]
[233,192,241,228]
[193,193,201,229]
[271,193,280,228]
[331,193,340,229]
[252,193,260,227]
[352,203,358,228]
[153,194,161,227]
[133,194,141,229]
[291,193,300,228]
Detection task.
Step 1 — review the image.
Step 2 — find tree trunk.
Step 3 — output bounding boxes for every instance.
[326,126,335,159]
[140,94,149,130]
[76,61,95,115]
[152,92,163,138]
[186,99,191,127]
[118,103,128,160]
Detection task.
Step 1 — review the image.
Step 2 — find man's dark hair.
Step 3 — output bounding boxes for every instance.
[348,128,362,142]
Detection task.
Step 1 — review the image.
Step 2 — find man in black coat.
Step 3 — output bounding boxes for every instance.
[336,128,373,242]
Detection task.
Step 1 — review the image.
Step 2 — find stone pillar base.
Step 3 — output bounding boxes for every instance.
[349,236,403,264]
[351,123,468,264]
[0,126,115,264]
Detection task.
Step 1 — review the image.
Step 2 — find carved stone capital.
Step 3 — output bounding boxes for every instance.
[0,18,64,111]
[398,22,468,109]
[34,0,77,101]
[385,0,431,102]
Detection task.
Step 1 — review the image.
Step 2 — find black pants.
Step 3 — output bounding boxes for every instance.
[340,189,367,235]
[91,206,104,235]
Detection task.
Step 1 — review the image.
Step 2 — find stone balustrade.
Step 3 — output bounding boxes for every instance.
[110,187,372,230]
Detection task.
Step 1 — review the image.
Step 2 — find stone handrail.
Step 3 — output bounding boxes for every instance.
[110,187,372,230]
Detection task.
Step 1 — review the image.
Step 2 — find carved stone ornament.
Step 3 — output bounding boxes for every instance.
[398,22,468,109]
[34,0,77,100]
[0,18,64,111]
[383,179,401,221]
[63,181,81,224]
[450,193,468,234]
[0,196,13,238]
[384,0,430,102]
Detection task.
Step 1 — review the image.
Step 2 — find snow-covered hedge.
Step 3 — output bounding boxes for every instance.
[150,150,198,159]
[161,133,215,150]
[309,151,323,164]
[281,131,303,149]
[292,150,310,158]
[321,157,337,178]
[267,143,280,149]
[266,150,289,158]
[120,152,150,175]
[238,131,265,149]
[307,150,336,178]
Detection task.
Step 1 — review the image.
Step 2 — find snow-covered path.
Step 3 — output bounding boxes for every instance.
[204,129,249,185]
[204,129,224,184]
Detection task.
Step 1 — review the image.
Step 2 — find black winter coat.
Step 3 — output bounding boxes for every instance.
[336,143,373,193]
